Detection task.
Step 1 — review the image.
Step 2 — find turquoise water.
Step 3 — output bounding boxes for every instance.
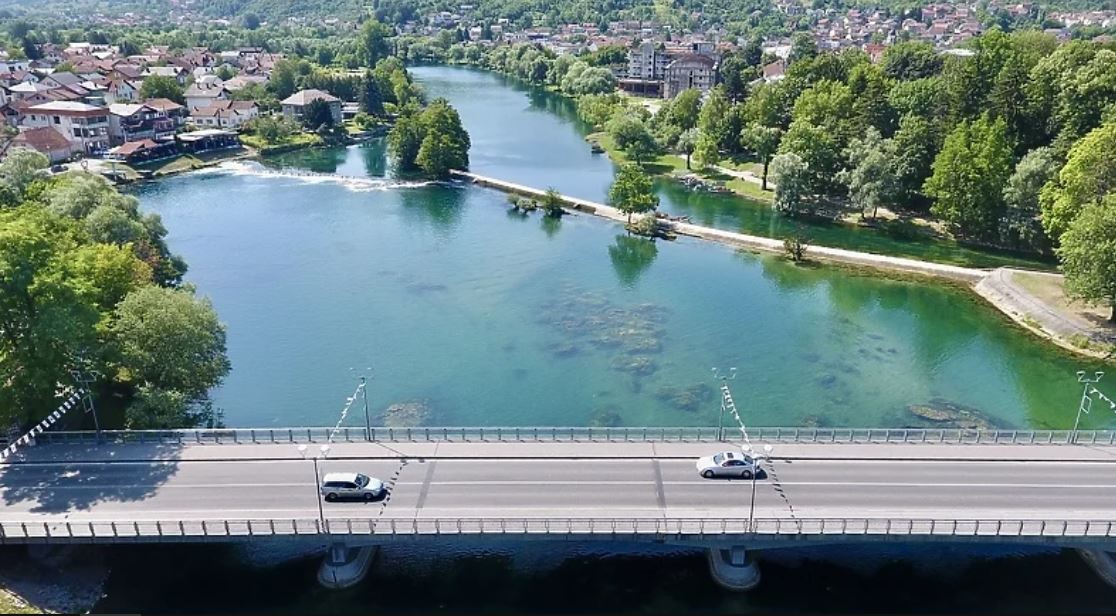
[134,151,1102,431]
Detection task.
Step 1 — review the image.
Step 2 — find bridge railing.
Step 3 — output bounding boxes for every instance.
[32,426,1116,445]
[2,517,1114,542]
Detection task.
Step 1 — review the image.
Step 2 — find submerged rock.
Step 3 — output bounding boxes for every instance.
[610,355,658,377]
[905,398,1008,431]
[655,383,714,413]
[380,400,432,428]
[588,406,623,427]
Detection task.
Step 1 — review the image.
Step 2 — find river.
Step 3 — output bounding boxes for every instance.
[92,65,1116,613]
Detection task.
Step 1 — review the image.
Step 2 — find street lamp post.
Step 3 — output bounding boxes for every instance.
[1073,371,1104,443]
[299,444,331,530]
[360,376,371,442]
[748,444,773,533]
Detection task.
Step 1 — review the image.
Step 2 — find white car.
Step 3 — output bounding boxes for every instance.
[320,472,386,502]
[696,451,760,479]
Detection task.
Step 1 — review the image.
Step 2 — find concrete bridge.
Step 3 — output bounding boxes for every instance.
[2,427,1116,589]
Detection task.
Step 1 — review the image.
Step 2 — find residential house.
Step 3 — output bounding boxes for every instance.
[663,54,716,98]
[143,98,188,127]
[188,100,259,129]
[185,82,230,111]
[108,103,175,145]
[144,65,190,85]
[9,126,80,162]
[280,89,342,124]
[22,101,110,155]
[105,79,142,104]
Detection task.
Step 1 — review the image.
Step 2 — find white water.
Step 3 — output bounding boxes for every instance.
[209,160,436,193]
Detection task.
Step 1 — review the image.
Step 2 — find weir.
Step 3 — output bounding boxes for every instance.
[449,170,985,283]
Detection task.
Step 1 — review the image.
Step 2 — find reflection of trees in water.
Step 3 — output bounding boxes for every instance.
[608,234,658,288]
[757,255,825,294]
[264,147,348,174]
[398,185,466,235]
[540,215,562,239]
[360,139,388,177]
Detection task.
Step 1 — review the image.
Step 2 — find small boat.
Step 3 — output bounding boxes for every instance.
[590,142,604,154]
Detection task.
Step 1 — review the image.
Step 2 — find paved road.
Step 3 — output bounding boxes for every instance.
[3,444,1116,524]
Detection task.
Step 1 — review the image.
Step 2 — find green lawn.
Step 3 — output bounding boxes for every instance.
[240,132,323,154]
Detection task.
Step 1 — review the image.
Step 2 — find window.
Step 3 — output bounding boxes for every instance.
[53,116,60,125]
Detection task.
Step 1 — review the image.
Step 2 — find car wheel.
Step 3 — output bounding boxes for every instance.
[364,492,375,501]
[324,493,337,502]
[702,470,715,479]
[741,470,753,479]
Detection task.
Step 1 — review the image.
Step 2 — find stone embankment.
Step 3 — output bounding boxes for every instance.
[451,170,1114,360]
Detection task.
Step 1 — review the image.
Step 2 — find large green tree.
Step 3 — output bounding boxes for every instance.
[924,115,1013,239]
[110,286,230,429]
[139,75,184,104]
[1040,121,1116,241]
[1056,197,1116,322]
[609,163,658,223]
[740,123,782,191]
[359,19,394,67]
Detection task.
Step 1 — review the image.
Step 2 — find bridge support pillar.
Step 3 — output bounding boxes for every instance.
[707,546,760,591]
[317,543,376,590]
[1078,549,1116,589]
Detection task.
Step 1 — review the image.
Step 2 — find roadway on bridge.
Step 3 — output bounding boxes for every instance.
[3,445,1116,524]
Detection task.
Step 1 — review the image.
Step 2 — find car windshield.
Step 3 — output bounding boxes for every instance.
[712,453,724,464]
[356,474,369,487]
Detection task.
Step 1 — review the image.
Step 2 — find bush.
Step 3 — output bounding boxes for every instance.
[627,215,660,237]
[783,235,810,262]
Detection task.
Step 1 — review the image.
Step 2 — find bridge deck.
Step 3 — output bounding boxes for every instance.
[1,441,1115,542]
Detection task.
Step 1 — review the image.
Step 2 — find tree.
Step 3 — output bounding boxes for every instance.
[697,86,734,153]
[301,98,335,130]
[415,133,457,179]
[1002,147,1058,249]
[881,41,943,81]
[770,152,810,215]
[541,188,565,218]
[1040,121,1116,241]
[267,59,300,100]
[359,19,394,67]
[840,128,896,220]
[606,110,657,163]
[139,75,184,104]
[1057,197,1116,321]
[360,70,385,116]
[924,115,1014,240]
[789,32,818,64]
[692,132,720,170]
[669,88,703,131]
[740,123,782,191]
[388,113,424,171]
[609,163,658,223]
[0,147,48,205]
[242,12,261,30]
[110,286,230,428]
[676,128,699,170]
[889,114,937,209]
[0,208,99,425]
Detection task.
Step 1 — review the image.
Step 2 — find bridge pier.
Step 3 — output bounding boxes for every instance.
[317,543,376,590]
[1078,549,1116,589]
[707,546,761,591]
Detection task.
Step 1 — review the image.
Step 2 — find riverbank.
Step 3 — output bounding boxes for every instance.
[975,269,1115,359]
[453,170,983,283]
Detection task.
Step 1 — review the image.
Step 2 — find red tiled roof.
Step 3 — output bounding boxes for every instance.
[13,126,72,153]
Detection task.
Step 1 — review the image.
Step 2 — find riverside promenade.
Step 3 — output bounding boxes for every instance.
[450,170,984,283]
